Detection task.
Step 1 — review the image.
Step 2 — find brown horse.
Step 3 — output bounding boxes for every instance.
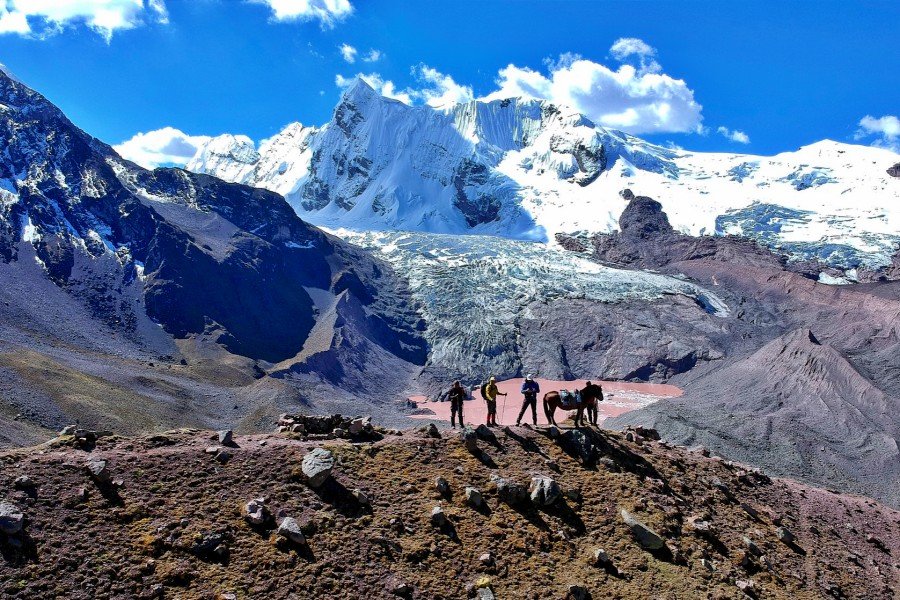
[543,382,604,427]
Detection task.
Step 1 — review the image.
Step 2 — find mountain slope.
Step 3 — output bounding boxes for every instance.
[1,425,898,598]
[188,78,900,268]
[0,70,427,445]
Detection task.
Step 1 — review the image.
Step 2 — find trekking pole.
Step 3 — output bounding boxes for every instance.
[501,392,508,425]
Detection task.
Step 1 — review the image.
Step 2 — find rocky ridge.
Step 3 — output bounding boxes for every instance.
[1,423,898,599]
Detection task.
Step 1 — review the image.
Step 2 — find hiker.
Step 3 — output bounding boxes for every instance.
[516,374,540,426]
[447,381,466,428]
[483,376,506,426]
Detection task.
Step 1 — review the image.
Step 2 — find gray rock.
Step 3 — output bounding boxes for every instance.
[474,424,496,442]
[0,501,24,535]
[465,486,483,508]
[478,551,494,565]
[217,430,233,445]
[214,450,232,464]
[85,459,111,484]
[277,517,306,545]
[351,489,370,505]
[59,425,77,436]
[776,526,796,544]
[491,474,529,506]
[568,585,588,600]
[426,423,441,438]
[430,505,447,526]
[302,448,335,488]
[593,548,610,566]
[743,536,763,556]
[244,498,268,525]
[349,416,371,435]
[620,509,665,550]
[529,476,562,506]
[477,588,495,600]
[461,427,478,452]
[13,475,34,489]
[435,476,450,495]
[560,429,596,464]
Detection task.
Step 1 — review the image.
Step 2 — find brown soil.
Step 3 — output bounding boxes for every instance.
[1,425,897,599]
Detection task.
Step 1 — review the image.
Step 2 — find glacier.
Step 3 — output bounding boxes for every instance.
[335,229,728,379]
[187,77,900,268]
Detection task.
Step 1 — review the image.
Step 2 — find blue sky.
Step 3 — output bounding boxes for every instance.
[0,0,897,168]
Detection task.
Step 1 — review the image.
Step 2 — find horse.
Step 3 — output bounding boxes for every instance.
[542,382,604,427]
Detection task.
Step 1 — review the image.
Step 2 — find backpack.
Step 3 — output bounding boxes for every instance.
[480,382,489,400]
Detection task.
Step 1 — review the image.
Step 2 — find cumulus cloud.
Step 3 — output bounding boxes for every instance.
[335,66,473,108]
[855,115,900,153]
[339,43,357,63]
[113,127,211,169]
[251,0,352,27]
[716,126,750,144]
[481,39,704,135]
[362,49,382,62]
[0,0,168,42]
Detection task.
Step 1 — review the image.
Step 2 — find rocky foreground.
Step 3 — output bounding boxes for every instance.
[1,422,898,599]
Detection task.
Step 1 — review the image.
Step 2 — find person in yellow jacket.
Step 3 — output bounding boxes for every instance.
[483,376,506,427]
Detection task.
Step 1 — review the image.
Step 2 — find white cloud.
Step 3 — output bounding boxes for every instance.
[609,37,661,74]
[335,66,473,108]
[114,127,211,169]
[716,126,750,144]
[413,65,473,107]
[480,39,704,135]
[252,0,352,27]
[0,0,168,42]
[855,115,900,153]
[362,49,382,62]
[339,43,357,63]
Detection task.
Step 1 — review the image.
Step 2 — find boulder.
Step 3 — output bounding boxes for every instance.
[460,427,478,452]
[214,450,232,464]
[567,585,588,600]
[592,548,610,566]
[529,476,562,506]
[349,416,371,435]
[435,476,450,495]
[430,505,447,527]
[13,475,34,489]
[351,489,371,505]
[474,424,496,443]
[426,423,441,439]
[560,429,596,464]
[302,448,335,488]
[85,459,111,484]
[465,487,483,508]
[277,517,306,545]
[491,475,529,506]
[59,425,77,436]
[776,526,796,544]
[0,501,24,535]
[217,430,233,445]
[620,509,665,550]
[244,498,268,525]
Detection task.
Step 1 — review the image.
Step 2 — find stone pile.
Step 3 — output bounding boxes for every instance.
[275,414,376,439]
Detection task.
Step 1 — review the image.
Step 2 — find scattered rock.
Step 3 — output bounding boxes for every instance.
[474,424,496,443]
[567,584,589,600]
[776,526,796,545]
[349,416,372,435]
[743,536,763,556]
[465,486,483,508]
[302,448,335,488]
[736,579,755,594]
[214,450,232,464]
[0,501,24,535]
[351,489,370,505]
[461,427,478,452]
[435,476,450,495]
[430,505,447,526]
[593,548,610,566]
[277,517,306,545]
[244,498,268,525]
[85,459,111,484]
[529,476,562,506]
[491,475,529,506]
[560,429,596,464]
[217,430,233,445]
[425,423,441,438]
[13,475,34,489]
[478,551,494,565]
[59,425,77,436]
[620,509,665,550]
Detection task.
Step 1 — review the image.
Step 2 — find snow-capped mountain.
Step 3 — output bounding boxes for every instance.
[188,77,900,268]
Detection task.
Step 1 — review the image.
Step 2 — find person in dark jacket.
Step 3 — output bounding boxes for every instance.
[448,381,466,428]
[516,374,540,426]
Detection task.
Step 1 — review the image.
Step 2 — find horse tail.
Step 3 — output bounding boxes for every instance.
[543,393,552,423]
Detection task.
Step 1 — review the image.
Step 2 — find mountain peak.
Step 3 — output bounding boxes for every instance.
[340,76,379,103]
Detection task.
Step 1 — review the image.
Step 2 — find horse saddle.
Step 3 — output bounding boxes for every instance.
[560,390,580,409]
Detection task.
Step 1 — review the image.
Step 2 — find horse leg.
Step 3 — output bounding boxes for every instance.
[543,396,554,426]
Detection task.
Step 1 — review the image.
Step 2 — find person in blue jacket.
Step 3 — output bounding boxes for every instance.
[516,374,541,426]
